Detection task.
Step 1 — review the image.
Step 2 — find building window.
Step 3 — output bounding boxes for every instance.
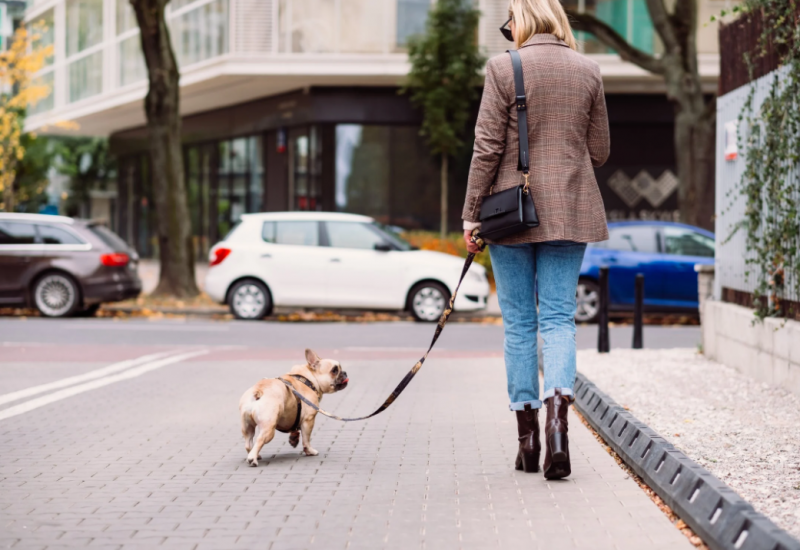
[170,0,229,67]
[563,0,655,54]
[116,0,138,34]
[118,35,148,87]
[66,0,104,56]
[30,72,55,115]
[68,50,103,103]
[396,0,429,47]
[335,124,440,230]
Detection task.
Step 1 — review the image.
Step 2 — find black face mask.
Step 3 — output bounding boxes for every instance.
[500,17,514,42]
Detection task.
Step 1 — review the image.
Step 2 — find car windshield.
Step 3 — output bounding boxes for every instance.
[369,222,412,251]
[88,224,130,252]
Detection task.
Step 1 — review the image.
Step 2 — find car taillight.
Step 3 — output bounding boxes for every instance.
[210,248,231,267]
[100,252,130,267]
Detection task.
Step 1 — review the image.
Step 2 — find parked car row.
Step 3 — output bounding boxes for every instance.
[0,213,714,322]
[0,213,141,317]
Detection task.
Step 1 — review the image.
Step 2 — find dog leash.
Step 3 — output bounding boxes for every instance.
[278,230,487,422]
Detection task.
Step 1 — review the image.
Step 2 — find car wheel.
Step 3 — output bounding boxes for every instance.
[33,273,80,318]
[228,279,271,320]
[75,304,101,317]
[575,279,600,323]
[409,282,450,322]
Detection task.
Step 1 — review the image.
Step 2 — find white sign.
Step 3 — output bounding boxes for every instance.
[724,121,738,161]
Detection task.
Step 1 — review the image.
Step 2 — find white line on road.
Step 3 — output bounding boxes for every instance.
[0,350,183,407]
[62,324,229,332]
[0,349,209,422]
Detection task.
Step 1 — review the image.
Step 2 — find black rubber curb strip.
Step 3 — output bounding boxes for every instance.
[574,372,800,550]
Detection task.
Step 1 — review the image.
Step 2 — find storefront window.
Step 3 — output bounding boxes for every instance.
[66,0,104,56]
[396,0,430,48]
[218,135,264,238]
[335,124,439,229]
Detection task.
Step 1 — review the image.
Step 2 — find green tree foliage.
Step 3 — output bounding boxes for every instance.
[404,0,485,237]
[13,134,55,213]
[56,137,115,217]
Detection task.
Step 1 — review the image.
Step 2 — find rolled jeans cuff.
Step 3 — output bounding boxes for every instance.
[541,387,574,402]
[509,400,542,411]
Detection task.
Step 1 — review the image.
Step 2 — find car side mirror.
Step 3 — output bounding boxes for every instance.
[374,243,393,252]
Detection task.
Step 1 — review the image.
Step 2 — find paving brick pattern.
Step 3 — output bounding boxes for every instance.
[0,356,693,549]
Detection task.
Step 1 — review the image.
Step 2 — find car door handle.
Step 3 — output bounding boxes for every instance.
[330,258,341,263]
[261,253,272,258]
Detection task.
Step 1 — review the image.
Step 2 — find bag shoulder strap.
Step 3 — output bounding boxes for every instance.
[507,49,530,176]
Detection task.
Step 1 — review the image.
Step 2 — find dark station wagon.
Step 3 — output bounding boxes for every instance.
[0,213,142,317]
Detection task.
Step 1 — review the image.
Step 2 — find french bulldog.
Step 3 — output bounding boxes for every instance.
[239,349,348,466]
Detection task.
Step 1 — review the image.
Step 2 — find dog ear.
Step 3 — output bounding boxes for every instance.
[305,349,321,370]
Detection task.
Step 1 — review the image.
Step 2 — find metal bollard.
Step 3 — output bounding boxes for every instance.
[633,273,644,349]
[597,266,610,353]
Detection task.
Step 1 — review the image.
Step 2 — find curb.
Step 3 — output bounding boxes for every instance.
[573,372,800,550]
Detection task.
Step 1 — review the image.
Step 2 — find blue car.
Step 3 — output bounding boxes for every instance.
[576,221,715,322]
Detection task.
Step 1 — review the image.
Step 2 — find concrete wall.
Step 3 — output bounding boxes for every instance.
[703,300,800,397]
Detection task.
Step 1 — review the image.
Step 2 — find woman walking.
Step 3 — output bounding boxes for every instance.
[462,0,610,479]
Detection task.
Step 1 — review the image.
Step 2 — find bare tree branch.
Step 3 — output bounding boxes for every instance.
[567,11,666,75]
[644,0,680,51]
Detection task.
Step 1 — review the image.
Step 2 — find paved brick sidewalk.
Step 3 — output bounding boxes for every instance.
[0,355,692,550]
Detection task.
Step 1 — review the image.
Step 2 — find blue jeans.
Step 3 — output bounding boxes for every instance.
[489,241,587,410]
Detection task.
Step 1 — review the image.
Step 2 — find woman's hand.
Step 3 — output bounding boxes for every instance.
[464,230,483,254]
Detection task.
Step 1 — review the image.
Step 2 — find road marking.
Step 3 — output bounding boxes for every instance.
[0,350,182,407]
[0,349,209,422]
[62,324,229,332]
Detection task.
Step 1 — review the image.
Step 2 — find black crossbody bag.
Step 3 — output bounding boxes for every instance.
[478,49,539,241]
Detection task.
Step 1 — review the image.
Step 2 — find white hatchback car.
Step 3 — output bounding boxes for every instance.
[204,212,490,321]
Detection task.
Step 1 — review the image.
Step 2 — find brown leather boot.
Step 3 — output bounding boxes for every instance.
[514,404,540,473]
[543,389,571,480]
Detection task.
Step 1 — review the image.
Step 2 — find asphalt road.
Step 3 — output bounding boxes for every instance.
[0,317,699,549]
[0,317,701,351]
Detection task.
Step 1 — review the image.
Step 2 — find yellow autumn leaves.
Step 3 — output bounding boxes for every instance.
[0,24,53,211]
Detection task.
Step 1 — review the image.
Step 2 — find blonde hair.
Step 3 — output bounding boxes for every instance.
[508,0,577,51]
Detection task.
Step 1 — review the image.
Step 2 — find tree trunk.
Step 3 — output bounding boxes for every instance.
[131,0,198,298]
[2,184,14,212]
[440,152,448,239]
[674,109,716,230]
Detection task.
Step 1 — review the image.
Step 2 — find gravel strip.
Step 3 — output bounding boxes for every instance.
[577,348,800,540]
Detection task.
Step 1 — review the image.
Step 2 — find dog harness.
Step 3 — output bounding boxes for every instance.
[278,230,486,423]
[276,374,319,433]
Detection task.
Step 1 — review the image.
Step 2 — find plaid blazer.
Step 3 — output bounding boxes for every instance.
[462,33,611,244]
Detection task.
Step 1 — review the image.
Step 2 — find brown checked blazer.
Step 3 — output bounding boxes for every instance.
[462,33,611,244]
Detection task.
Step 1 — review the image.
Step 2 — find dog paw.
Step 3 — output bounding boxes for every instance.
[247,457,259,467]
[303,447,319,457]
[289,431,300,448]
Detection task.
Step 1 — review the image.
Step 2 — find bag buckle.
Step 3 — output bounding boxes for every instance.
[522,173,530,194]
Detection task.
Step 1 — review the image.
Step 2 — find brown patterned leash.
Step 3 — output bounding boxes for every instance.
[278,230,486,422]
